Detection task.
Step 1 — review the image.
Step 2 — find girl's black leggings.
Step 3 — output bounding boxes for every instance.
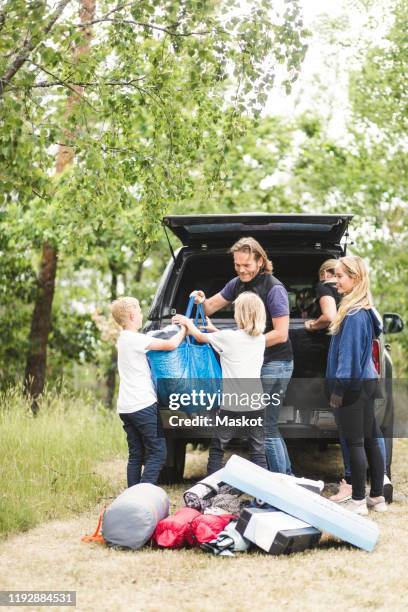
[334,383,384,500]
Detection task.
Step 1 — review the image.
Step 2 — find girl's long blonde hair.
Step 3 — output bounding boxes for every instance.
[234,292,266,337]
[329,256,373,335]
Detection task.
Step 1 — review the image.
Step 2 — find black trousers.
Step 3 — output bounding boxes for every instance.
[207,410,267,475]
[334,383,384,500]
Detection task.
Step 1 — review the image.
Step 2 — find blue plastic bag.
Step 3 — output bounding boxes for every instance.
[147,297,221,412]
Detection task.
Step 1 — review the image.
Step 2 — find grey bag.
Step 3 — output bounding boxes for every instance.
[102,483,169,550]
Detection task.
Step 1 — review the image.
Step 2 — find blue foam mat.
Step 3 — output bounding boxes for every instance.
[223,455,379,552]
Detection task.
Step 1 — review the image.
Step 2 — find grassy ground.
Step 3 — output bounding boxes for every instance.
[0,389,126,537]
[0,440,407,612]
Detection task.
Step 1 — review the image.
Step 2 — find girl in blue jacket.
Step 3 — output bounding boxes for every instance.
[327,256,386,515]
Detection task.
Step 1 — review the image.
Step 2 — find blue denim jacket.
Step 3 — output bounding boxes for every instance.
[326,308,382,395]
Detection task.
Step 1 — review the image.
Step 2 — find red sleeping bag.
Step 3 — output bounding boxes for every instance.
[153,508,236,548]
[186,514,236,546]
[153,508,200,548]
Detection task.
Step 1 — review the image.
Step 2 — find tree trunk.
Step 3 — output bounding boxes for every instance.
[24,243,58,413]
[24,0,96,412]
[105,264,118,409]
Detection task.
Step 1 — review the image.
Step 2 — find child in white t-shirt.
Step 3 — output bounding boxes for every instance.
[173,292,267,474]
[111,296,186,487]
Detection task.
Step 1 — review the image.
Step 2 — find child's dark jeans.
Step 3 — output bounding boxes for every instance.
[119,402,166,487]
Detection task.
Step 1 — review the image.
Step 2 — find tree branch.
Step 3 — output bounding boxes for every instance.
[9,76,146,89]
[30,61,97,110]
[94,2,136,21]
[0,0,73,98]
[79,17,213,37]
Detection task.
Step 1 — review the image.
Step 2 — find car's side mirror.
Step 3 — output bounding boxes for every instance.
[383,313,404,334]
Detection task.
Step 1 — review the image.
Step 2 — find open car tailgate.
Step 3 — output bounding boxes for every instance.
[163,214,353,249]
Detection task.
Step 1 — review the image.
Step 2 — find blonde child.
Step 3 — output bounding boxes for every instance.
[174,292,268,474]
[111,297,186,486]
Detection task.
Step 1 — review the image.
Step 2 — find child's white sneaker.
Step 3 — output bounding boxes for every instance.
[340,498,368,516]
[367,495,387,513]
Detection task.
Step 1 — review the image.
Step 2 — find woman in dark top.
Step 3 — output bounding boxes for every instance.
[304,259,340,332]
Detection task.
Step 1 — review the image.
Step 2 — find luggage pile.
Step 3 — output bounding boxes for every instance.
[82,455,379,554]
[184,466,324,557]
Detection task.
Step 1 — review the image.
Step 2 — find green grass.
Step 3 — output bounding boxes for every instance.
[0,388,126,538]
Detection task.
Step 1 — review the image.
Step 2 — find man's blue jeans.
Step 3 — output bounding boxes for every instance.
[119,402,166,487]
[261,360,294,475]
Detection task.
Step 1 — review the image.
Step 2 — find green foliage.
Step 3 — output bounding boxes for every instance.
[49,312,99,363]
[0,387,126,537]
[179,114,303,214]
[1,0,309,250]
[0,0,309,386]
[349,0,407,136]
[0,218,37,385]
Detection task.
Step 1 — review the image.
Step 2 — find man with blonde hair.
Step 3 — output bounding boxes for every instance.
[111,296,186,486]
[192,236,294,474]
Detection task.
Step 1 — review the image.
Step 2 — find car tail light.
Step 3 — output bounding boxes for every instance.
[372,339,381,375]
